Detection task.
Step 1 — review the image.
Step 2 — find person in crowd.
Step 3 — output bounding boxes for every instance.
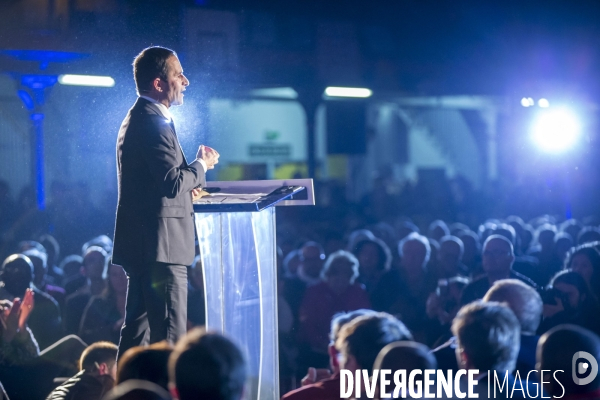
[483,279,543,377]
[283,241,326,320]
[560,219,582,245]
[428,220,450,242]
[168,328,246,400]
[79,263,127,344]
[372,341,437,400]
[282,249,302,278]
[298,251,371,370]
[0,254,62,349]
[435,235,468,279]
[39,234,64,284]
[22,248,66,307]
[64,246,108,335]
[103,380,171,400]
[82,235,113,255]
[371,232,435,342]
[351,237,392,292]
[539,270,600,335]
[60,255,84,288]
[186,255,205,328]
[394,220,419,241]
[564,243,600,300]
[116,341,173,391]
[461,235,536,305]
[451,301,531,398]
[425,276,469,346]
[458,230,482,277]
[335,312,413,385]
[46,341,117,400]
[536,325,600,400]
[282,309,373,400]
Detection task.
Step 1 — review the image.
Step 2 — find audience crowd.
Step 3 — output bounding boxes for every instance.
[1,178,600,399]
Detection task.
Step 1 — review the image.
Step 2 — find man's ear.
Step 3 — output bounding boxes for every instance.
[153,77,163,93]
[169,383,179,400]
[97,362,109,375]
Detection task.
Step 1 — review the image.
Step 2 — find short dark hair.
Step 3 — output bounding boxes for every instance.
[169,328,246,400]
[336,312,413,375]
[452,301,520,372]
[133,46,176,95]
[117,342,173,390]
[80,341,118,372]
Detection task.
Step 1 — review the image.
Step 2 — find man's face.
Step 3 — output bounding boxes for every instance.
[438,241,461,275]
[301,245,325,279]
[160,55,189,107]
[401,240,427,273]
[482,238,514,276]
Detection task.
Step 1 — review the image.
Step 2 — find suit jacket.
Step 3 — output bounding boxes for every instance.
[112,98,205,268]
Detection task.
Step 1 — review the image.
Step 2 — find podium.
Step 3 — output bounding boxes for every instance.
[193,179,314,400]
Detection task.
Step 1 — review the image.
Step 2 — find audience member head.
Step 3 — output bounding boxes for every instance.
[452,301,520,372]
[104,380,171,400]
[484,279,543,336]
[60,254,84,278]
[537,324,600,397]
[398,232,431,274]
[565,244,600,293]
[117,342,173,390]
[189,255,204,291]
[494,223,517,247]
[449,222,470,236]
[169,328,246,400]
[438,235,465,277]
[106,263,128,299]
[577,227,600,245]
[21,248,47,287]
[0,254,33,296]
[482,235,515,279]
[554,232,574,263]
[299,241,326,280]
[39,234,60,267]
[336,312,413,375]
[549,270,595,313]
[394,220,419,241]
[347,229,376,251]
[458,230,480,266]
[328,309,374,373]
[82,235,114,255]
[353,238,392,280]
[373,341,436,373]
[559,219,581,241]
[83,246,108,281]
[321,250,360,295]
[534,223,557,252]
[428,220,450,242]
[282,249,301,277]
[17,240,46,254]
[80,341,119,379]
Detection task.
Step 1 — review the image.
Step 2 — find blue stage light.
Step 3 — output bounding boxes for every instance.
[531,108,581,153]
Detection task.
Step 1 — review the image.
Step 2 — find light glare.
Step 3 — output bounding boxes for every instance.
[325,87,372,98]
[531,108,581,153]
[521,98,530,107]
[538,98,550,108]
[58,74,115,87]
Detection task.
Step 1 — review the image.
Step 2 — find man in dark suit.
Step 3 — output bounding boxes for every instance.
[112,46,219,358]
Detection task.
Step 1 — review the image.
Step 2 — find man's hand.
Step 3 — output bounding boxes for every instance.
[196,145,220,170]
[192,188,204,201]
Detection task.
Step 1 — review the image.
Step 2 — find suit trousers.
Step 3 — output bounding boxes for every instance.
[117,262,188,359]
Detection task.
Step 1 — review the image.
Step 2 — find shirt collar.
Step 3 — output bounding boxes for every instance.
[139,95,173,122]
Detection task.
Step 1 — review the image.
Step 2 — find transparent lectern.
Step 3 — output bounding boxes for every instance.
[193,179,314,400]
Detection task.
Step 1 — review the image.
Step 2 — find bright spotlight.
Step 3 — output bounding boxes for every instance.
[521,98,530,107]
[538,98,550,108]
[324,87,372,98]
[531,108,581,153]
[58,74,115,87]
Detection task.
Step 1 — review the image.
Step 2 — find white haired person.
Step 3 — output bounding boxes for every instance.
[297,251,371,371]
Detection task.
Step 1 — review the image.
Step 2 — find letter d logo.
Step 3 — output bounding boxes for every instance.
[572,351,598,386]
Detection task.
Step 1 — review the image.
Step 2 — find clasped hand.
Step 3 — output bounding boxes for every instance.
[196,145,219,170]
